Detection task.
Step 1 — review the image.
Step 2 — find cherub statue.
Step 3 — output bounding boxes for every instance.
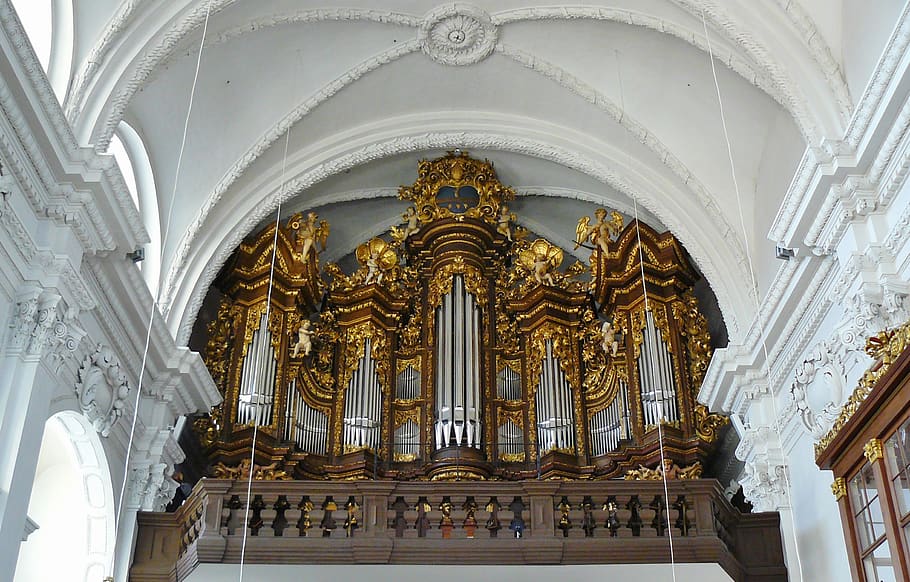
[402,206,421,239]
[291,321,315,358]
[291,212,329,261]
[355,238,397,287]
[364,249,383,285]
[601,320,618,356]
[575,208,624,253]
[518,239,563,288]
[532,252,555,286]
[497,205,515,241]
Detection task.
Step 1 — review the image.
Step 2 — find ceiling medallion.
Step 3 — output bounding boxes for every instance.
[419,4,498,66]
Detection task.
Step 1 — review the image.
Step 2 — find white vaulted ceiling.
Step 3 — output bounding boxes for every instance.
[15,0,900,345]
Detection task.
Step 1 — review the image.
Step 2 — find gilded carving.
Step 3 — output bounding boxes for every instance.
[816,320,910,458]
[864,438,884,463]
[831,477,847,501]
[694,404,730,444]
[398,151,515,224]
[671,291,713,390]
[625,460,702,480]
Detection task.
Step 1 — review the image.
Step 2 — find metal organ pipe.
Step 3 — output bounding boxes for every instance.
[434,275,482,450]
[237,312,277,426]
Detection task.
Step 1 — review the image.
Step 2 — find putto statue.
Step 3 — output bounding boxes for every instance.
[601,320,619,356]
[290,212,329,261]
[575,208,624,253]
[291,321,315,358]
[496,205,515,241]
[355,238,398,286]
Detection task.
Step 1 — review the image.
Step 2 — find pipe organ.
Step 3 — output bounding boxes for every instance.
[198,152,730,481]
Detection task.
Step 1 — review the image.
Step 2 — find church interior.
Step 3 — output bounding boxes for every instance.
[2,1,910,581]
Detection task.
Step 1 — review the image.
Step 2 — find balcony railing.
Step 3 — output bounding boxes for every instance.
[131,478,785,581]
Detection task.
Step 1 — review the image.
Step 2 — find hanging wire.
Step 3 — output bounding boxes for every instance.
[238,48,300,582]
[106,2,212,580]
[700,10,805,579]
[615,49,678,582]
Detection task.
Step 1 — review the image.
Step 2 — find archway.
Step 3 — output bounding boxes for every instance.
[14,411,115,582]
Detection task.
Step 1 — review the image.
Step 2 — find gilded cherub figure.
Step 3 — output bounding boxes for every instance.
[402,206,421,239]
[575,208,624,253]
[532,252,556,286]
[291,321,315,358]
[497,205,515,241]
[601,320,619,356]
[291,212,329,261]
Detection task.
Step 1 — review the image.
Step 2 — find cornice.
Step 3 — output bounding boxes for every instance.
[700,254,838,412]
[170,129,747,345]
[770,2,910,245]
[0,1,147,252]
[0,193,95,310]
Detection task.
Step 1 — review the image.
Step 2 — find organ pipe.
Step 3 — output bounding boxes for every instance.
[434,275,481,449]
[237,312,277,426]
[637,311,679,426]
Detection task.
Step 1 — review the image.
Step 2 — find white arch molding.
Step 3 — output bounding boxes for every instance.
[66,1,843,150]
[14,411,115,582]
[164,119,753,348]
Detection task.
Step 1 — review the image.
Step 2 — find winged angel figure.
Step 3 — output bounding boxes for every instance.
[290,212,329,261]
[575,208,624,253]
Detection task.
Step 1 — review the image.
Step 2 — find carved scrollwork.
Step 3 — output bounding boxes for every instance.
[75,344,131,437]
[398,151,515,224]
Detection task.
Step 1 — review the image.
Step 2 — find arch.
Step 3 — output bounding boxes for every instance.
[14,411,115,582]
[164,117,753,348]
[69,1,839,152]
[109,120,162,295]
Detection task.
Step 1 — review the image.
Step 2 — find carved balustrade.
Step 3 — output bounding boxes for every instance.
[131,479,785,581]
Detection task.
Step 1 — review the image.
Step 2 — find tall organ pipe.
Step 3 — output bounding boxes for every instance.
[434,275,482,450]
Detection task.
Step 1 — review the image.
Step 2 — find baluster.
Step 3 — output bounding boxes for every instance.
[673,495,691,537]
[272,495,289,537]
[556,496,572,537]
[249,495,265,537]
[415,496,432,538]
[297,496,313,537]
[463,497,478,538]
[391,496,409,538]
[580,496,596,537]
[626,495,642,537]
[650,495,666,537]
[485,497,502,538]
[321,496,337,537]
[603,496,620,537]
[223,495,242,535]
[344,496,360,537]
[508,496,525,538]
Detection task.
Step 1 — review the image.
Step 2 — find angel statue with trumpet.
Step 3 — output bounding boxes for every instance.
[575,208,623,253]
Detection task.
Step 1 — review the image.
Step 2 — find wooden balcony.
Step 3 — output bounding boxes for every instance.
[130,478,786,581]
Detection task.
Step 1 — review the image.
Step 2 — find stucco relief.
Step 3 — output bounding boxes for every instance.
[735,424,790,512]
[419,4,497,66]
[75,344,131,438]
[789,340,845,439]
